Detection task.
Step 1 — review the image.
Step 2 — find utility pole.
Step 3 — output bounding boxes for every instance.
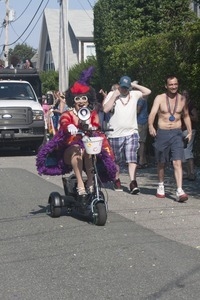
[59,0,69,92]
[4,0,9,67]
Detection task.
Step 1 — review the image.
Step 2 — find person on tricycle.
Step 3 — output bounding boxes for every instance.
[36,67,116,203]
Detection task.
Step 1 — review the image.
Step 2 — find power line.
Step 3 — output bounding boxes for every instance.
[86,0,93,9]
[76,0,93,20]
[0,0,32,29]
[87,0,97,8]
[9,0,50,47]
[22,0,95,46]
[12,0,33,22]
[21,0,50,46]
[0,0,95,52]
[0,0,45,47]
[77,0,87,10]
[10,22,24,44]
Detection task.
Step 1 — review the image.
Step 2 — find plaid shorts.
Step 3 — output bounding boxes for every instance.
[109,133,139,164]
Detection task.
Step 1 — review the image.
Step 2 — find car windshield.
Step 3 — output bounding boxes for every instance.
[0,82,37,101]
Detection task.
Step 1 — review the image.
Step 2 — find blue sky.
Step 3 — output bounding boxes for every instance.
[0,0,96,53]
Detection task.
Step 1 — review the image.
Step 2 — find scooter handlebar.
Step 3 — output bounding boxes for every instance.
[77,128,113,136]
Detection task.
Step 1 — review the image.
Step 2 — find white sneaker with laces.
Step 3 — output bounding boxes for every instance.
[176,189,188,202]
[156,185,165,198]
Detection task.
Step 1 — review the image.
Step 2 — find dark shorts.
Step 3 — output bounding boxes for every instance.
[153,128,184,163]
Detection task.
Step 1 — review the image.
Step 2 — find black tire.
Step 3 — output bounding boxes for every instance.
[93,202,107,226]
[99,191,105,201]
[31,143,42,153]
[49,192,62,218]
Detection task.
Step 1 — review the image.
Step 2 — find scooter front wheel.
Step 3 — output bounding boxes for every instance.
[93,202,107,226]
[48,192,62,218]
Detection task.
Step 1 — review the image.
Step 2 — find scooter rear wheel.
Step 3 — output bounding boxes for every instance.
[49,192,62,218]
[93,202,107,226]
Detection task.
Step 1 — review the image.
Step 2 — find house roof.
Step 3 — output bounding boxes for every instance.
[37,8,94,71]
[44,8,94,38]
[67,10,94,38]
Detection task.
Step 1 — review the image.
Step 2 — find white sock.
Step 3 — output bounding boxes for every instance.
[177,187,182,193]
[158,182,164,186]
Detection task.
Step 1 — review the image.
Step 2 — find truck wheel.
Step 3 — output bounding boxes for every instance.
[31,143,42,153]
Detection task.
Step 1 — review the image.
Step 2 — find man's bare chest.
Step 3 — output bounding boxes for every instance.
[159,95,184,115]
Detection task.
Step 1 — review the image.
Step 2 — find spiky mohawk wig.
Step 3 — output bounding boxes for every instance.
[65,66,97,108]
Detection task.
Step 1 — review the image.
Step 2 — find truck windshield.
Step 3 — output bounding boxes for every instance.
[0,82,37,101]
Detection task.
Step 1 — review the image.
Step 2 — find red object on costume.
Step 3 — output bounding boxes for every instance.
[70,82,90,94]
[60,109,99,132]
[59,109,114,160]
[36,66,117,181]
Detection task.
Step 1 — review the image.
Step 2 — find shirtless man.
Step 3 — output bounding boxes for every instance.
[148,75,192,202]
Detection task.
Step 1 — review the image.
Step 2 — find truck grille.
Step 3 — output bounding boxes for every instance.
[0,107,32,125]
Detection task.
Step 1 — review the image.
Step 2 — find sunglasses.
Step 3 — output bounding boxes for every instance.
[74,96,88,102]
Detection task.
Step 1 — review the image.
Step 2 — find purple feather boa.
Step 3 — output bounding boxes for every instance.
[78,66,95,85]
[36,130,70,176]
[36,130,117,182]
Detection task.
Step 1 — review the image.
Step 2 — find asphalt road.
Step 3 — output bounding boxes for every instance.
[0,148,200,300]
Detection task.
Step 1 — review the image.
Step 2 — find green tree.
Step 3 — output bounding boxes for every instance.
[9,43,36,66]
[93,0,197,86]
[99,22,200,163]
[39,57,99,95]
[69,56,101,89]
[40,70,59,94]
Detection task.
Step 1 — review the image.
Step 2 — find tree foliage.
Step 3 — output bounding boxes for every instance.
[100,20,200,102]
[93,0,197,85]
[39,57,99,95]
[9,43,37,66]
[39,70,59,94]
[69,56,101,90]
[93,0,200,162]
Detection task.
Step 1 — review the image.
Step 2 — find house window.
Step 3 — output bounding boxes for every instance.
[191,1,200,17]
[83,43,96,60]
[45,50,54,71]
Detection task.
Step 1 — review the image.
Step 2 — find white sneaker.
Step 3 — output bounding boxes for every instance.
[156,185,165,198]
[176,189,188,202]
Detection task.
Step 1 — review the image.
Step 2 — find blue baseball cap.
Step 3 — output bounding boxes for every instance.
[119,76,131,88]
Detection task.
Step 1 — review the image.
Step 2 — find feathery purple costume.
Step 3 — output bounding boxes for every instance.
[36,66,117,182]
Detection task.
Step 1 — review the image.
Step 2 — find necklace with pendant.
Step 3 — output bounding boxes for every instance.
[166,94,178,121]
[118,93,130,106]
[73,108,78,115]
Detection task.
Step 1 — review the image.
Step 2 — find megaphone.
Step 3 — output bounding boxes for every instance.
[77,107,91,121]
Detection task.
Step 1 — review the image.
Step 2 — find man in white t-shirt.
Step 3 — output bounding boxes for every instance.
[103,76,151,193]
